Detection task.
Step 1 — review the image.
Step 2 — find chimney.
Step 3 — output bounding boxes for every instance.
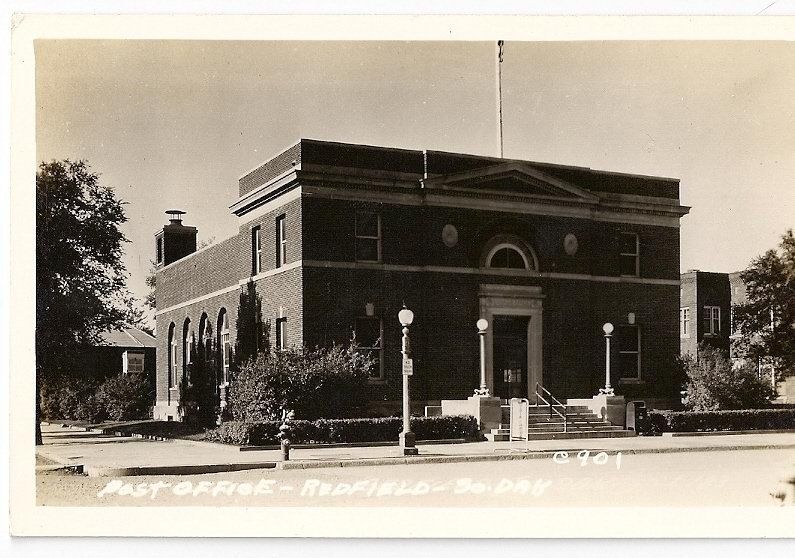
[155,209,198,267]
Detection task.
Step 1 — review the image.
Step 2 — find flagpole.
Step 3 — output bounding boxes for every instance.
[496,40,505,158]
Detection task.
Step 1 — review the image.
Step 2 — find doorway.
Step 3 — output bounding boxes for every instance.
[492,315,530,400]
[478,284,544,399]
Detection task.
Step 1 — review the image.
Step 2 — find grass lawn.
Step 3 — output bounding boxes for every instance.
[44,418,211,441]
[98,420,210,441]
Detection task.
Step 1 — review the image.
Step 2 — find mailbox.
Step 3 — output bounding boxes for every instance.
[625,400,648,432]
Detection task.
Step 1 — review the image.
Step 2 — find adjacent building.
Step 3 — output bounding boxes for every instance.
[679,269,795,402]
[154,139,690,421]
[679,270,734,357]
[79,327,157,382]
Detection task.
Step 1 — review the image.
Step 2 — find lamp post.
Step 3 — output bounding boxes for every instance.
[398,305,418,456]
[600,322,615,396]
[474,318,490,396]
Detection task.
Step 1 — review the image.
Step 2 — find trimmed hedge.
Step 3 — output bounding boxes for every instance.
[40,374,153,423]
[206,415,480,446]
[646,408,795,434]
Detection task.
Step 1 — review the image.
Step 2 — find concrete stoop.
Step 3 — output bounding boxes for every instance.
[486,404,635,441]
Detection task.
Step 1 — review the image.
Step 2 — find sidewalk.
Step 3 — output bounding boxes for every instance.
[36,422,795,477]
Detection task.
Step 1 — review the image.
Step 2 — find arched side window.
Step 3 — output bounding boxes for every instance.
[218,309,231,385]
[182,318,192,383]
[481,234,539,271]
[167,322,177,389]
[198,312,210,357]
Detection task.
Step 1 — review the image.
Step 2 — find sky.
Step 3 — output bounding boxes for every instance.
[35,40,795,324]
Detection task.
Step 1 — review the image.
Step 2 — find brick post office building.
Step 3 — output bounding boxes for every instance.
[153,139,689,421]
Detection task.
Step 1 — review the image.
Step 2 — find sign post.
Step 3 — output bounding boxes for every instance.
[509,398,530,452]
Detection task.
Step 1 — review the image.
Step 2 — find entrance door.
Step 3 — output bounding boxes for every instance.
[492,315,530,401]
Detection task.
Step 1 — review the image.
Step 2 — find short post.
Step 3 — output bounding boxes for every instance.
[278,409,294,461]
[599,322,615,396]
[474,318,490,396]
[398,305,418,456]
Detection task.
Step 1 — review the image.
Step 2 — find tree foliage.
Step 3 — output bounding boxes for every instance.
[235,280,270,365]
[36,160,138,440]
[682,344,775,411]
[733,229,795,379]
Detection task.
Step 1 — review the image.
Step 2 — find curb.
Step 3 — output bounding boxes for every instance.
[276,442,795,470]
[663,429,795,437]
[83,461,278,477]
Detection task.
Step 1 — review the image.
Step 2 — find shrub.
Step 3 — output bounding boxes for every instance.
[646,408,795,434]
[39,373,153,423]
[206,415,480,446]
[39,376,102,421]
[682,344,775,411]
[228,344,372,422]
[95,373,154,421]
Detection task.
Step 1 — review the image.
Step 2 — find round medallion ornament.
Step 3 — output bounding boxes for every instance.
[563,233,578,256]
[442,224,459,248]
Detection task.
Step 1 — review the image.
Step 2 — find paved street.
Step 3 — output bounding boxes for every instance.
[36,422,795,475]
[38,447,793,507]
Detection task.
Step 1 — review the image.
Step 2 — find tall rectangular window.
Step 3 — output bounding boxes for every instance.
[355,211,381,262]
[252,225,262,274]
[155,235,164,265]
[355,316,384,381]
[617,325,641,380]
[619,232,639,277]
[276,317,287,350]
[703,306,721,336]
[680,307,690,338]
[276,215,287,268]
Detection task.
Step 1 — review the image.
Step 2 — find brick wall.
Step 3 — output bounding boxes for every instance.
[303,266,681,402]
[303,197,679,280]
[154,197,304,418]
[680,272,697,357]
[239,142,302,198]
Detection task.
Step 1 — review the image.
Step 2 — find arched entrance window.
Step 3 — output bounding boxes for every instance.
[167,322,177,389]
[218,309,231,385]
[481,235,538,271]
[487,244,529,269]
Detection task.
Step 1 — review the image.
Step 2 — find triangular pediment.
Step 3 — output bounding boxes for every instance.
[424,162,599,202]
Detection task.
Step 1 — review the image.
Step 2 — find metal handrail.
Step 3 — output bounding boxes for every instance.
[534,382,567,433]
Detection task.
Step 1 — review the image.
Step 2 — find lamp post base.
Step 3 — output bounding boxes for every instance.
[599,387,615,396]
[399,431,418,456]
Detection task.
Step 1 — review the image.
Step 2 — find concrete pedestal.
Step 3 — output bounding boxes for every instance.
[567,394,627,427]
[399,431,418,455]
[441,395,502,432]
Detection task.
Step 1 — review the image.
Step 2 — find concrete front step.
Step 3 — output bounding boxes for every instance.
[486,429,636,441]
[488,402,633,441]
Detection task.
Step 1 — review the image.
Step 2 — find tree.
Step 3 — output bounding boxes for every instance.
[733,229,795,381]
[682,344,775,411]
[36,160,137,444]
[235,280,269,365]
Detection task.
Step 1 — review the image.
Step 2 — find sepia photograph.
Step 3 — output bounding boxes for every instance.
[7,12,795,544]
